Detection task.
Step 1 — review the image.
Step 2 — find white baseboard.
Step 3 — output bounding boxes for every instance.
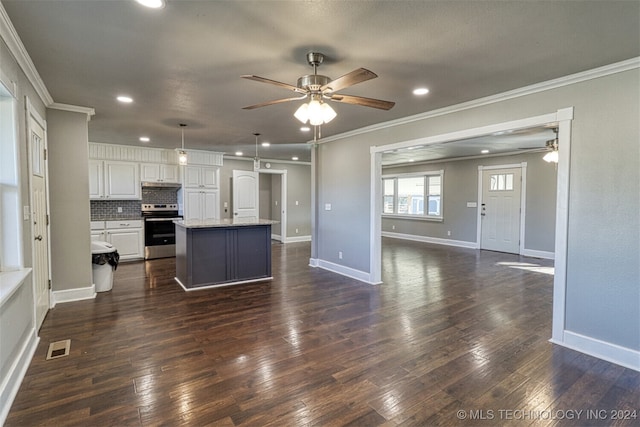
[52,285,96,307]
[550,331,640,372]
[382,231,477,249]
[285,235,312,243]
[308,258,380,285]
[522,248,555,260]
[0,329,39,425]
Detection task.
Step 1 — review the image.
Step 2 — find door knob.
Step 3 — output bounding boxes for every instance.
[35,235,43,241]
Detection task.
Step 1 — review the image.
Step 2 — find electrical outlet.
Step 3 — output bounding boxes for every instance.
[117,207,123,213]
[338,251,343,259]
[295,228,299,234]
[392,225,395,230]
[447,230,451,236]
[295,200,299,206]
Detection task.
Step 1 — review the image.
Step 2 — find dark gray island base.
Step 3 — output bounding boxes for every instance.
[174,219,277,291]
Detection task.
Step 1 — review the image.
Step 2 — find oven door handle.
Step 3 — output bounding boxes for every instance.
[145,217,182,222]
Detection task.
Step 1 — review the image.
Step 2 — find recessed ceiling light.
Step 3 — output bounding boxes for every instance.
[409,159,415,162]
[135,0,165,9]
[117,95,133,103]
[481,149,490,154]
[139,136,150,142]
[235,151,243,156]
[413,87,429,96]
[261,142,270,147]
[292,156,299,161]
[300,127,310,132]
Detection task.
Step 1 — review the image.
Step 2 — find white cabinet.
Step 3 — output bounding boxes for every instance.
[90,160,140,200]
[105,161,140,199]
[141,163,180,183]
[90,220,106,241]
[184,189,219,221]
[105,220,143,260]
[89,160,104,199]
[183,166,218,189]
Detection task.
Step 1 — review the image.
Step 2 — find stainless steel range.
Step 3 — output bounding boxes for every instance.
[141,204,182,260]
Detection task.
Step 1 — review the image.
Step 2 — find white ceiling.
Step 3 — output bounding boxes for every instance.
[3,0,639,163]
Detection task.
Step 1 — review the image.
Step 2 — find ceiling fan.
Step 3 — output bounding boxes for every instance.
[241,52,395,127]
[518,127,559,163]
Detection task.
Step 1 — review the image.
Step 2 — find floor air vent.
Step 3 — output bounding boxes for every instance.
[46,339,71,360]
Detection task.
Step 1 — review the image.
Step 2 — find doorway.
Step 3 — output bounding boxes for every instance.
[232,168,287,242]
[479,165,523,254]
[370,108,573,343]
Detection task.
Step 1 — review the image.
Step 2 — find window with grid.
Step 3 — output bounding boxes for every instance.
[382,171,443,219]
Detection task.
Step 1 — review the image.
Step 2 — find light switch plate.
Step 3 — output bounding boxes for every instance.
[467,202,478,208]
[325,203,332,211]
[23,206,30,220]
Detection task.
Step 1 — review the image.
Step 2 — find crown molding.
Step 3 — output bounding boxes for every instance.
[320,57,640,144]
[49,102,96,120]
[0,2,53,106]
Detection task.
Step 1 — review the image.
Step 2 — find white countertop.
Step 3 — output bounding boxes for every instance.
[174,218,278,228]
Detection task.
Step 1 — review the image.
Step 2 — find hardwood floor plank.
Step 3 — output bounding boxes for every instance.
[5,239,638,426]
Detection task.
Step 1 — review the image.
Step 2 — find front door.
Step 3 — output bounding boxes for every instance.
[232,170,259,220]
[29,107,50,330]
[480,167,522,254]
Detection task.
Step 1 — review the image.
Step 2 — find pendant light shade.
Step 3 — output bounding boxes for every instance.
[178,123,188,166]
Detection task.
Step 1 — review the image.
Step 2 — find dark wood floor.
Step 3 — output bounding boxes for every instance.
[6,239,639,426]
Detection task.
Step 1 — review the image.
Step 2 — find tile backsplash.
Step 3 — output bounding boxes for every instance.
[91,188,179,219]
[90,200,141,220]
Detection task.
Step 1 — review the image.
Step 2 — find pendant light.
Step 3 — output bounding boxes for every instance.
[253,132,261,171]
[178,123,188,166]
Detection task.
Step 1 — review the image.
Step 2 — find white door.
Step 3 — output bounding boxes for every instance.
[480,167,522,254]
[233,170,259,220]
[29,109,50,330]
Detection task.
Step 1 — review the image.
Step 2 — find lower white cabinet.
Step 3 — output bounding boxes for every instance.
[91,220,106,241]
[184,189,219,221]
[91,220,144,260]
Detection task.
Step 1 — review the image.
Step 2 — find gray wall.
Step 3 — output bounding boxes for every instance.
[47,109,92,291]
[316,68,639,352]
[382,151,557,252]
[220,158,311,239]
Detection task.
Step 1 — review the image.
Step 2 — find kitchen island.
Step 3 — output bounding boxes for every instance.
[174,218,277,291]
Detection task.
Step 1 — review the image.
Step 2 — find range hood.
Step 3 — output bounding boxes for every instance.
[141,181,181,189]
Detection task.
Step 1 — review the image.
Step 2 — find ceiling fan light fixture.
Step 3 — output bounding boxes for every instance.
[295,99,336,126]
[543,150,559,163]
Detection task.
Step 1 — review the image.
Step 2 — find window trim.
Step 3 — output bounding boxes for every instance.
[382,170,444,220]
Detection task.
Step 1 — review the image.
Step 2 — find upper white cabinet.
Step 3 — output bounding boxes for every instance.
[89,160,104,199]
[183,166,219,189]
[91,160,141,200]
[141,163,180,183]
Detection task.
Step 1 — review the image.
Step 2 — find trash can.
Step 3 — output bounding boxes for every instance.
[91,241,119,292]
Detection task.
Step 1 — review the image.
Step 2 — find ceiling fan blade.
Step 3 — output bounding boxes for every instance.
[241,75,307,94]
[330,94,395,110]
[320,68,378,93]
[242,95,307,110]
